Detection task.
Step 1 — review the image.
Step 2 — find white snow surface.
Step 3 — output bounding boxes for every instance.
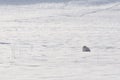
[0,2,120,80]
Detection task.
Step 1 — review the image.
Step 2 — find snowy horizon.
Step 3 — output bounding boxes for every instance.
[0,0,119,5]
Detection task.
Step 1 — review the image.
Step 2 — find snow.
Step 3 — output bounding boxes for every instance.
[0,1,120,80]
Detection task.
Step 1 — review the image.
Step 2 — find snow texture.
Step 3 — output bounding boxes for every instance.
[0,0,120,80]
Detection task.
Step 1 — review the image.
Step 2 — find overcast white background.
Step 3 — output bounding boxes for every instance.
[0,0,120,80]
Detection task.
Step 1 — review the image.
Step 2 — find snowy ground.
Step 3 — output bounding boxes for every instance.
[0,1,120,80]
